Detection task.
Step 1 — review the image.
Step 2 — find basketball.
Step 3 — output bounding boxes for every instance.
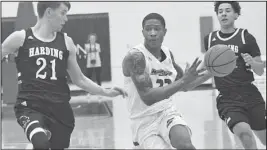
[204,44,237,77]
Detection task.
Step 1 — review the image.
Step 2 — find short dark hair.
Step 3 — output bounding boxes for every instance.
[37,2,71,18]
[87,33,97,42]
[142,13,166,29]
[214,1,241,15]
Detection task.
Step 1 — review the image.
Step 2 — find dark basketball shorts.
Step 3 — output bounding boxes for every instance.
[216,84,266,133]
[14,99,75,149]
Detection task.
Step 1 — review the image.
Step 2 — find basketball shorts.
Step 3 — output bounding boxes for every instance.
[14,99,75,149]
[131,106,191,149]
[216,83,266,133]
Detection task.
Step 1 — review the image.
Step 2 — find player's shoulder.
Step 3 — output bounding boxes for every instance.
[10,29,26,41]
[204,30,218,38]
[62,32,75,51]
[123,46,146,76]
[238,28,251,36]
[5,29,26,47]
[125,47,144,61]
[161,45,171,51]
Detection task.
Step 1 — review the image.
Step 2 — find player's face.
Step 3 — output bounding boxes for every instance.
[47,3,69,32]
[89,35,96,43]
[217,3,238,28]
[142,19,166,49]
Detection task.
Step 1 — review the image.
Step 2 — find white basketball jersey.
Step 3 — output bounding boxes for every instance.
[124,44,177,119]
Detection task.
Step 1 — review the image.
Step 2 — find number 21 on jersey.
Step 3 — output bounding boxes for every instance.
[36,57,57,80]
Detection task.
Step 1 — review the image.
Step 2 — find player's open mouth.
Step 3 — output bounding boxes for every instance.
[221,19,228,22]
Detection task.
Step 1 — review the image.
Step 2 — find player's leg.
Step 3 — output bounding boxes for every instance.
[217,92,258,149]
[159,108,195,149]
[49,122,74,149]
[218,108,257,149]
[231,118,257,149]
[249,103,266,146]
[140,134,171,149]
[49,102,75,149]
[14,103,51,149]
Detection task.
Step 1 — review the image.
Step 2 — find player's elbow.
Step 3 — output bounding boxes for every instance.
[140,94,169,106]
[255,69,264,76]
[140,95,152,106]
[70,73,85,87]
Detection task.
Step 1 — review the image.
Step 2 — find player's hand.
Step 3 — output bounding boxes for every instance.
[182,57,204,83]
[241,53,254,66]
[185,62,206,75]
[106,86,128,98]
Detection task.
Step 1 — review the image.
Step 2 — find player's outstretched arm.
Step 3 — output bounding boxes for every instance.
[1,30,25,60]
[182,70,213,91]
[122,49,202,106]
[65,35,127,98]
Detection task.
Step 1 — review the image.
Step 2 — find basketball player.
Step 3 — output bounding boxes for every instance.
[122,13,204,149]
[183,2,266,149]
[1,2,126,149]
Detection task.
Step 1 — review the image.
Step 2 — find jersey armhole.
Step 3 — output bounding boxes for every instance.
[241,29,247,44]
[207,32,212,49]
[63,33,72,52]
[19,29,27,48]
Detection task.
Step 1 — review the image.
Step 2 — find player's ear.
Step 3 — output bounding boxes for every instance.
[163,28,167,36]
[234,13,239,20]
[142,29,145,36]
[45,8,53,18]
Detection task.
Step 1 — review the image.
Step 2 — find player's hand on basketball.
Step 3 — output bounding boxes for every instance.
[241,53,253,66]
[185,62,206,75]
[106,86,128,98]
[182,57,203,83]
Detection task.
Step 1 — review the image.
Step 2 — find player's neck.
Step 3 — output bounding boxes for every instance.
[220,25,236,34]
[144,43,161,59]
[32,20,56,40]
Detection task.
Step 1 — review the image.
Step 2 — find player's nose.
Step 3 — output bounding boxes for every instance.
[63,16,68,22]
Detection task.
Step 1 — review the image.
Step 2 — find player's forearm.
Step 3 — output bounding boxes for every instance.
[251,60,265,76]
[141,78,187,106]
[182,71,213,91]
[75,75,110,96]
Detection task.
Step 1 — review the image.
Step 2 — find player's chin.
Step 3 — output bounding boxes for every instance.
[148,42,160,49]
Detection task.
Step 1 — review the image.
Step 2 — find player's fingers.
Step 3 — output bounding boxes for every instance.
[185,62,190,68]
[188,58,199,71]
[192,57,199,66]
[114,87,128,97]
[197,73,205,77]
[195,60,202,68]
[197,67,206,74]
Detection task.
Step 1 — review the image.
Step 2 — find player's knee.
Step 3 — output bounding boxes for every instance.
[169,125,195,149]
[233,122,254,148]
[172,141,195,150]
[25,121,50,149]
[31,132,50,149]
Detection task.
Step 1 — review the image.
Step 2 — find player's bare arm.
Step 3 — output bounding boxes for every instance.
[241,32,265,76]
[170,51,184,80]
[1,30,25,60]
[122,49,202,106]
[65,35,127,97]
[182,70,213,91]
[181,54,212,91]
[242,54,264,76]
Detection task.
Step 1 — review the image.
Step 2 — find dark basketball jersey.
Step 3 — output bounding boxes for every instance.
[204,28,261,90]
[15,28,70,103]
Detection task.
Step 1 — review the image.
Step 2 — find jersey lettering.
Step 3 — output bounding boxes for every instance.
[36,57,57,80]
[29,47,63,60]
